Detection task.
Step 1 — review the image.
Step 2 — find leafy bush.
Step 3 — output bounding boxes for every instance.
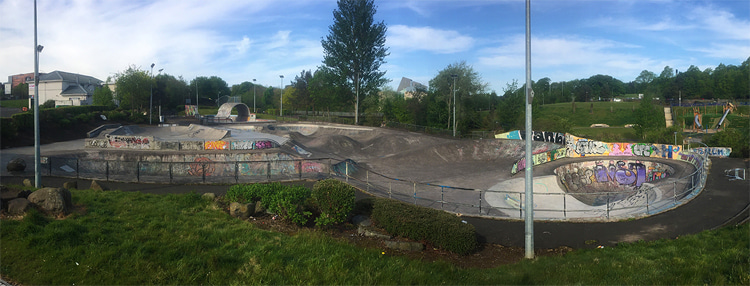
[104,110,128,121]
[226,183,275,204]
[41,100,55,109]
[0,118,17,139]
[10,112,32,129]
[704,125,750,158]
[312,179,356,227]
[73,113,92,123]
[265,185,311,226]
[371,198,478,255]
[59,118,72,128]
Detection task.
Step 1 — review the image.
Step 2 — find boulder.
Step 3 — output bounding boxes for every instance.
[90,180,104,191]
[23,179,32,187]
[8,198,30,215]
[357,225,391,239]
[351,215,372,227]
[27,187,72,215]
[6,158,26,172]
[253,201,266,215]
[384,240,424,252]
[202,192,216,201]
[63,181,78,190]
[1,188,32,201]
[229,202,253,219]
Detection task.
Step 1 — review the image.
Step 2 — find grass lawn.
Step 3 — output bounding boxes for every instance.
[570,127,639,142]
[1,188,747,285]
[0,99,29,108]
[538,101,640,127]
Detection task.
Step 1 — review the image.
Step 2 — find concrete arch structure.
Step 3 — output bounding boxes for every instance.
[216,103,251,122]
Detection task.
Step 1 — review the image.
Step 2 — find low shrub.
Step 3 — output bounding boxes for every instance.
[312,179,356,227]
[226,183,275,204]
[10,112,32,129]
[371,198,478,255]
[266,185,312,226]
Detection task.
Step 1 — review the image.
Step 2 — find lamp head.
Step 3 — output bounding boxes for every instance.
[36,45,44,52]
[151,63,155,68]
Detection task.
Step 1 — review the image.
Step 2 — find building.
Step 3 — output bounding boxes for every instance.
[29,71,103,106]
[8,73,35,89]
[396,77,427,99]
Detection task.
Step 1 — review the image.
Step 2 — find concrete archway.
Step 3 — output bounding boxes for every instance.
[216,103,251,122]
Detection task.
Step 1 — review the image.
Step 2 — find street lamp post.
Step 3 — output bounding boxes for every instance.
[252,79,257,113]
[451,74,458,137]
[149,63,155,125]
[33,0,43,188]
[279,75,284,117]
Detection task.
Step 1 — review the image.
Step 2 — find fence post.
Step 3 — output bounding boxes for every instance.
[519,193,524,218]
[563,194,567,219]
[346,162,349,183]
[366,170,369,192]
[202,163,206,183]
[106,161,109,181]
[673,182,677,205]
[413,182,417,205]
[389,181,392,199]
[267,161,271,181]
[646,189,650,215]
[478,189,482,214]
[606,194,610,219]
[137,161,140,183]
[169,163,173,184]
[298,160,302,180]
[76,158,80,179]
[441,186,444,210]
[235,162,239,184]
[48,157,52,176]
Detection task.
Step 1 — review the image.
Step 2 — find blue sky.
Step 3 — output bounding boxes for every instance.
[2,0,748,94]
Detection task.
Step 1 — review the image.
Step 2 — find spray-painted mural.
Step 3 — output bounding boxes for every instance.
[495,130,566,145]
[691,147,732,158]
[511,148,567,174]
[230,140,278,150]
[204,141,229,150]
[105,135,153,149]
[565,134,685,160]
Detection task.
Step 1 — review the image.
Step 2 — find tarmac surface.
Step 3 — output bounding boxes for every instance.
[1,122,748,249]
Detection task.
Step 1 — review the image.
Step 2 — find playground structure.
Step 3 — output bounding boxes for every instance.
[682,102,745,133]
[714,102,736,130]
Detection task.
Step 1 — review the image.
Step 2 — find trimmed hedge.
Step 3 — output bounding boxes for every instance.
[312,179,356,227]
[226,183,311,225]
[371,198,478,255]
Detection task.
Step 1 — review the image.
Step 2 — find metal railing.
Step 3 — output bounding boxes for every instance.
[37,147,708,221]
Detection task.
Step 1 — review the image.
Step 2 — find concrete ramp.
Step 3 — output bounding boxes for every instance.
[216,103,251,122]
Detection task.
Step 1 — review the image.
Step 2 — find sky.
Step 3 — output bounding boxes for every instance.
[2,0,749,94]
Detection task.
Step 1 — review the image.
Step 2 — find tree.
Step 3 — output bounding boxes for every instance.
[92,85,115,107]
[634,70,656,93]
[428,61,488,134]
[321,0,389,124]
[12,83,28,99]
[290,70,314,114]
[114,65,151,112]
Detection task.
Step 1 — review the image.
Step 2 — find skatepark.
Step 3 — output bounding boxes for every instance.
[0,119,727,221]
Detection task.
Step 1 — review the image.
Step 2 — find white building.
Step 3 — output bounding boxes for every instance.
[29,71,103,107]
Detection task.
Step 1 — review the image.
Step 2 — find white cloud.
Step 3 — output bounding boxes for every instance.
[388,25,474,54]
[689,5,750,40]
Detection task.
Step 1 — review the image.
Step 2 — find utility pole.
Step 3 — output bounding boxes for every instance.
[523,0,535,259]
[451,74,458,137]
[33,0,43,188]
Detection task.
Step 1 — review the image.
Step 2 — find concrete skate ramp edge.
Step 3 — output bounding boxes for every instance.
[216,103,250,122]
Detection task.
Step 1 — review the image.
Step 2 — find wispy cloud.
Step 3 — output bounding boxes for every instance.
[388,25,474,54]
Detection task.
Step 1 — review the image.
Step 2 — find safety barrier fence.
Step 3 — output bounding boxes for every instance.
[38,147,708,220]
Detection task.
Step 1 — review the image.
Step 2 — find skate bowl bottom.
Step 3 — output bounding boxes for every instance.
[485,158,698,221]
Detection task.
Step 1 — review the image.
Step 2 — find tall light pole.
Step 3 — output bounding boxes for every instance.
[451,74,458,137]
[279,75,284,117]
[252,79,257,113]
[33,0,43,188]
[149,63,155,125]
[195,78,199,118]
[355,72,360,125]
[523,0,535,259]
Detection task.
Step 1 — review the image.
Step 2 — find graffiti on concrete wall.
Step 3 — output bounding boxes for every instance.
[86,139,108,148]
[495,130,566,145]
[691,147,732,158]
[204,141,229,150]
[511,148,567,174]
[555,160,673,193]
[106,135,152,149]
[565,134,683,160]
[230,140,278,150]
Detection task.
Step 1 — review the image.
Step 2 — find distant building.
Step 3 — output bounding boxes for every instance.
[29,71,103,106]
[396,77,427,99]
[8,73,34,89]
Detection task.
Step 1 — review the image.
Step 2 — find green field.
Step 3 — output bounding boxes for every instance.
[0,99,29,108]
[1,188,747,285]
[538,101,640,127]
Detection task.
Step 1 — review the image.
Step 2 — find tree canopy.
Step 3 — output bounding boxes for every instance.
[321,0,389,124]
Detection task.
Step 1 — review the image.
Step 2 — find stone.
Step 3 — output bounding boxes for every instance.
[253,201,265,215]
[352,215,372,227]
[8,198,30,215]
[384,240,424,252]
[27,187,71,215]
[202,192,216,201]
[6,158,26,172]
[229,202,252,219]
[1,188,32,201]
[90,180,104,191]
[357,225,391,239]
[23,179,32,187]
[63,181,78,190]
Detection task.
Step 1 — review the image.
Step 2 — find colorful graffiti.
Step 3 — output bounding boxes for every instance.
[495,130,566,145]
[691,147,732,158]
[230,140,278,150]
[106,135,152,149]
[204,141,229,150]
[511,148,567,174]
[565,134,684,160]
[555,160,673,194]
[188,157,214,176]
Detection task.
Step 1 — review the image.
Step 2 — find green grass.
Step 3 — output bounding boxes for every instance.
[570,126,639,142]
[538,101,640,127]
[0,99,29,108]
[1,188,748,285]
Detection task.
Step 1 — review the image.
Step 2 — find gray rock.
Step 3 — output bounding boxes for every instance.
[90,180,104,191]
[27,187,71,215]
[253,201,265,215]
[202,192,216,201]
[352,215,372,227]
[8,198,30,215]
[1,188,32,201]
[357,225,391,239]
[63,181,78,190]
[229,202,253,219]
[23,179,32,187]
[384,240,424,252]
[6,158,26,172]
